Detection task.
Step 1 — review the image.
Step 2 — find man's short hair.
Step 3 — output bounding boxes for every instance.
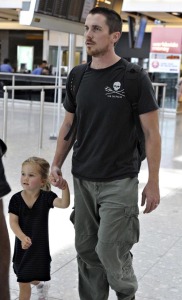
[3,58,10,64]
[88,7,122,34]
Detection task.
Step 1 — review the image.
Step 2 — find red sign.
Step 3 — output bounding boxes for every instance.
[150,28,182,54]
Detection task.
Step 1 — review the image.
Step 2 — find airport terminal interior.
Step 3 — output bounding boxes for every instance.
[1,0,182,299]
[1,92,182,300]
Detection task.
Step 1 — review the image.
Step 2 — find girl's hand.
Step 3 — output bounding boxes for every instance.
[50,167,64,188]
[61,179,68,190]
[55,178,68,190]
[21,236,32,249]
[49,173,68,190]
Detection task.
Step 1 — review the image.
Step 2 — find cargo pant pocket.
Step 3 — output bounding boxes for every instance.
[96,205,139,275]
[98,205,140,253]
[121,205,140,246]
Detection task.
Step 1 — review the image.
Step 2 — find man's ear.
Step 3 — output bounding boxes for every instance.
[112,32,121,44]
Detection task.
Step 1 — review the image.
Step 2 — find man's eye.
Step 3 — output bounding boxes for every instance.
[93,26,101,31]
[84,26,101,32]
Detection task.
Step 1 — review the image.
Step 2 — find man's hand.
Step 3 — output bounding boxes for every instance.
[50,166,66,189]
[141,181,160,213]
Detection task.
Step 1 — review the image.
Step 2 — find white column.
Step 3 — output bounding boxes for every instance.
[43,30,49,61]
[68,33,76,74]
[82,42,87,62]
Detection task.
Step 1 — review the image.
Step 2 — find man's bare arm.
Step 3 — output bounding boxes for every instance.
[51,111,75,187]
[139,110,161,213]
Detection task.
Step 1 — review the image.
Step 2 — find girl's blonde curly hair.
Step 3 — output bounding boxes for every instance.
[22,156,51,191]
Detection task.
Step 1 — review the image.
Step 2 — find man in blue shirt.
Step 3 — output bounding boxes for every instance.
[32,60,47,75]
[0,58,13,73]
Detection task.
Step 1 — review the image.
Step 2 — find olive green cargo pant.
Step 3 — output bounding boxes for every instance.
[73,177,139,300]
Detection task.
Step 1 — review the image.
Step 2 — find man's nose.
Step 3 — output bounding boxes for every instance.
[85,29,93,38]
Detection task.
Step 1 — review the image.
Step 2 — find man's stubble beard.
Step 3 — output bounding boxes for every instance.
[86,44,109,57]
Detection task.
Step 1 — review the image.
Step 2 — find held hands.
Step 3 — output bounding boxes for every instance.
[49,166,67,190]
[21,236,32,250]
[141,181,160,213]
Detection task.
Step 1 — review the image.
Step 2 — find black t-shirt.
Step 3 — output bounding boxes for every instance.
[64,59,158,181]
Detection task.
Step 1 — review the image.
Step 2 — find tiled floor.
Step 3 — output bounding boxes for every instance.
[1,99,182,299]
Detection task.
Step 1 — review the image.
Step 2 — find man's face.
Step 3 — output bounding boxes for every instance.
[84,13,116,57]
[42,62,47,68]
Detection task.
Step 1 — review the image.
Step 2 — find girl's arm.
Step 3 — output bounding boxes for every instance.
[9,213,32,249]
[53,180,70,209]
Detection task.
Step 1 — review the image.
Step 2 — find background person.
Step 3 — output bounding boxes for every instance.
[0,139,11,300]
[0,58,13,72]
[9,156,70,300]
[32,60,47,75]
[50,7,161,300]
[41,66,50,75]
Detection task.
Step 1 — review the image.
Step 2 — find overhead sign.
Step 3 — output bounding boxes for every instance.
[81,0,96,22]
[149,28,182,72]
[149,53,181,73]
[150,28,182,54]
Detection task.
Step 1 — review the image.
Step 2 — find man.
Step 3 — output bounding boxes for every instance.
[0,58,13,73]
[50,7,161,300]
[32,60,47,75]
[0,139,11,300]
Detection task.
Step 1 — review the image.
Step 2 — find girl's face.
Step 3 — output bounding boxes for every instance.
[21,163,44,191]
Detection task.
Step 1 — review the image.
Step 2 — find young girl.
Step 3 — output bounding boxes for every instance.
[9,156,70,300]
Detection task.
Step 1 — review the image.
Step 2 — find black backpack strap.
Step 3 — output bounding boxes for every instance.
[68,63,89,101]
[122,58,142,107]
[122,59,146,161]
[64,63,88,141]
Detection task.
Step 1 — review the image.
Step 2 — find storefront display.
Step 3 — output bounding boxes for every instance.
[149,27,182,112]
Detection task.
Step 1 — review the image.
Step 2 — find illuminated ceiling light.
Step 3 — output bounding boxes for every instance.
[96,0,111,3]
[154,19,161,24]
[171,12,180,16]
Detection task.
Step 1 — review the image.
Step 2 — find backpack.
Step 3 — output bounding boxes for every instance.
[64,58,146,167]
